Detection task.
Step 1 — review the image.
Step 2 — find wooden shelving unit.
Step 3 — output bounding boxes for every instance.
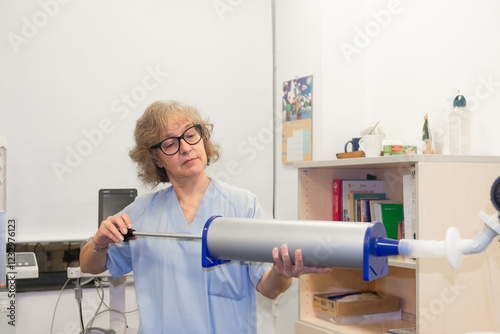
[294,155,500,334]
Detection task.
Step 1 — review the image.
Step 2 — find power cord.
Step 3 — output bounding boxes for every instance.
[92,278,138,315]
[50,276,138,334]
[83,278,132,334]
[50,278,72,334]
[75,278,84,332]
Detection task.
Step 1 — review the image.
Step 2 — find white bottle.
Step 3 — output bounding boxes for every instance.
[448,92,470,155]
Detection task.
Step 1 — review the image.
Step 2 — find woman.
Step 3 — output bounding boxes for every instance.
[80,100,330,333]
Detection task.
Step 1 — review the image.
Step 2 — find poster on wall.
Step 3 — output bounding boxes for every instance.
[282,75,312,164]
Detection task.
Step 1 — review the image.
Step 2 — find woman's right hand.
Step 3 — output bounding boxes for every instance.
[93,213,134,247]
[81,213,134,274]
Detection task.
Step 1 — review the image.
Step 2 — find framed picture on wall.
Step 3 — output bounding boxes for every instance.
[282,75,312,164]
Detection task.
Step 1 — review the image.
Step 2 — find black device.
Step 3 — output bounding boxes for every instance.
[98,189,137,226]
[492,177,500,212]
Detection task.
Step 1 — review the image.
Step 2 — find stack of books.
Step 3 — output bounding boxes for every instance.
[333,178,412,240]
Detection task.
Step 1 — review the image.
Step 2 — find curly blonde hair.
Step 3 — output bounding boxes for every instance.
[129,100,221,187]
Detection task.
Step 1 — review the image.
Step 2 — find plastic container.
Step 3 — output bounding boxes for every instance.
[448,92,471,155]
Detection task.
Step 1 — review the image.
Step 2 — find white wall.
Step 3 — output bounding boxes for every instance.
[274,0,500,218]
[274,0,322,222]
[0,0,273,243]
[366,0,500,156]
[1,1,277,334]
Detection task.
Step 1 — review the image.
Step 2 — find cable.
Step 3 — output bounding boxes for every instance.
[84,278,107,333]
[94,278,110,310]
[83,277,135,333]
[50,278,72,334]
[94,277,139,314]
[51,276,138,334]
[86,309,127,333]
[75,278,85,334]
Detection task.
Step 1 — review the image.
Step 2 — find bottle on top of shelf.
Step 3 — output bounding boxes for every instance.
[447,91,471,155]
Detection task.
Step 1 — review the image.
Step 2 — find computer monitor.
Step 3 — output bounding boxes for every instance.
[98,189,137,226]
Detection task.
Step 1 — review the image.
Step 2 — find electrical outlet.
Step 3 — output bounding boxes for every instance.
[67,266,112,278]
[67,267,82,278]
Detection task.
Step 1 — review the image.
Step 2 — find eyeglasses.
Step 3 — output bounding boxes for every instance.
[151,124,203,156]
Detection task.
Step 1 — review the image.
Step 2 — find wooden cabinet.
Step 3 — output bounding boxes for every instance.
[293,155,500,334]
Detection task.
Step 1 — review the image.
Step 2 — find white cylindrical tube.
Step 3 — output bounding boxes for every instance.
[205,217,373,269]
[463,224,497,255]
[398,239,447,258]
[398,224,498,270]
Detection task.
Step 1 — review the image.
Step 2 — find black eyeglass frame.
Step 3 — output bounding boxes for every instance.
[150,124,203,156]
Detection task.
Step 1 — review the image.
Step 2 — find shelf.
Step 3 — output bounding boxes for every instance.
[294,154,500,169]
[296,317,415,334]
[388,256,416,269]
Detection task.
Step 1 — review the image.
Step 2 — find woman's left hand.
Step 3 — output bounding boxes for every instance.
[272,244,332,278]
[257,244,333,299]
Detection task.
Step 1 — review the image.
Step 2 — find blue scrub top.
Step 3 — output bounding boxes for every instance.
[106,180,271,333]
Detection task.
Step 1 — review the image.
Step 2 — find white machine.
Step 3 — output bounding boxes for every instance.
[7,252,39,280]
[1,252,39,334]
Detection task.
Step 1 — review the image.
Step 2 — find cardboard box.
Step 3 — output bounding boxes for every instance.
[313,291,400,317]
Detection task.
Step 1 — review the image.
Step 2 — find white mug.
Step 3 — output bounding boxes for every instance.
[359,135,382,157]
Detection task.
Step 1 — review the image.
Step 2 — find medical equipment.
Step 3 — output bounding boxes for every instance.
[123,218,391,281]
[122,176,500,282]
[1,252,38,334]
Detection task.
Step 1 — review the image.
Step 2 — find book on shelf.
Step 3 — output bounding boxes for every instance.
[332,179,342,221]
[359,199,373,222]
[336,179,384,221]
[380,203,404,240]
[370,199,399,224]
[402,168,416,239]
[359,197,389,222]
[349,193,386,222]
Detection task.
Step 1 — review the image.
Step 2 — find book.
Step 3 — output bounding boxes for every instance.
[360,199,373,222]
[351,193,386,222]
[370,199,399,224]
[380,203,404,240]
[341,179,384,221]
[403,168,416,239]
[332,179,342,221]
[359,198,387,222]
